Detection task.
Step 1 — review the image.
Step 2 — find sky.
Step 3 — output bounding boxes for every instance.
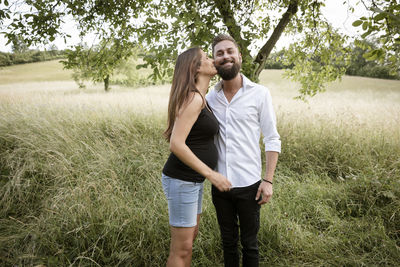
[0,0,368,53]
[323,0,368,36]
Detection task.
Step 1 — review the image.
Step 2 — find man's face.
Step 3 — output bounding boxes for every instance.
[213,40,242,80]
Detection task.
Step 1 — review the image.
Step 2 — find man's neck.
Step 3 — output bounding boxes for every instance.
[222,74,242,94]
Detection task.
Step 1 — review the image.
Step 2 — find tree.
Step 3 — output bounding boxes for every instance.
[136,0,349,98]
[11,34,28,53]
[351,0,400,76]
[61,38,134,91]
[1,1,398,98]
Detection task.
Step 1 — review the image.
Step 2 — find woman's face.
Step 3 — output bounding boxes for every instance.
[198,50,217,77]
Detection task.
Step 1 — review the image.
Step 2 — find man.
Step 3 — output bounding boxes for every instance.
[206,34,281,267]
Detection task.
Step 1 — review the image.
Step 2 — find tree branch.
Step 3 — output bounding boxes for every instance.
[253,0,298,78]
[214,0,251,60]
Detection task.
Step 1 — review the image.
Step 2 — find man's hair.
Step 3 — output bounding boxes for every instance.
[212,34,239,55]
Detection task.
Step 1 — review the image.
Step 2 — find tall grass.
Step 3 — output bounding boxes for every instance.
[0,99,170,266]
[1,65,399,266]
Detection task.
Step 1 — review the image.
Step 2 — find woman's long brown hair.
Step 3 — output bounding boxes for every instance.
[163,47,203,141]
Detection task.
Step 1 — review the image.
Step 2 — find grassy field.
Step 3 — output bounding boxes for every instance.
[1,61,399,266]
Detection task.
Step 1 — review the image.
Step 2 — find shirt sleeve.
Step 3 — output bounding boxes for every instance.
[205,89,213,107]
[259,87,281,153]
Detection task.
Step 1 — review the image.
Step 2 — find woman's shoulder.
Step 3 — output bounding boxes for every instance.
[186,91,204,108]
[190,91,204,105]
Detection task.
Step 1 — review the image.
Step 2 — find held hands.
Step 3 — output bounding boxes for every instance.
[207,171,232,192]
[255,180,273,205]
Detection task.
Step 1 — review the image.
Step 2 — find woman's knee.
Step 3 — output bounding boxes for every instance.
[172,239,193,258]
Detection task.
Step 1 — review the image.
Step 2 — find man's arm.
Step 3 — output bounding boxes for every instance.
[255,151,279,205]
[255,86,280,204]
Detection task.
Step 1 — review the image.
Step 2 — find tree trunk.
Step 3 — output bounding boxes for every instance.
[104,75,110,91]
[214,0,253,79]
[253,1,299,79]
[216,0,299,81]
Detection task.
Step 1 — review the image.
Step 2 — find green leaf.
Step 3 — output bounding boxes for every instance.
[362,21,368,31]
[361,31,371,38]
[352,20,363,27]
[147,17,156,23]
[363,49,378,61]
[374,12,386,21]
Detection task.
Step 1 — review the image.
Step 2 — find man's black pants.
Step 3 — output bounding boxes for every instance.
[212,181,261,267]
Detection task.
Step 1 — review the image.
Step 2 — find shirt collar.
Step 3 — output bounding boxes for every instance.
[215,74,255,92]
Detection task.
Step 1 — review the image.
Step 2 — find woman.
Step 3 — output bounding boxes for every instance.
[162,47,232,267]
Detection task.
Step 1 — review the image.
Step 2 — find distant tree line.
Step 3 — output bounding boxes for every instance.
[0,35,66,66]
[265,40,399,80]
[0,49,66,67]
[344,40,399,80]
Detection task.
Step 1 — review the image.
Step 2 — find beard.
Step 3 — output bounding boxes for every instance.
[216,59,241,80]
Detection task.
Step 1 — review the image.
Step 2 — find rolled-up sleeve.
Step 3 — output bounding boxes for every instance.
[260,88,281,153]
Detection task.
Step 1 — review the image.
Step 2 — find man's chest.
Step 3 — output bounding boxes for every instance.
[212,95,260,127]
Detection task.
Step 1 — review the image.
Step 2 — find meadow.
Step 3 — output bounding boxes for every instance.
[0,60,399,266]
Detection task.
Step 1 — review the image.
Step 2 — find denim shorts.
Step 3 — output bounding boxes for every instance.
[161,173,204,227]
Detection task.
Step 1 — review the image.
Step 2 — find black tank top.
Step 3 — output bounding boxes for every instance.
[162,104,219,183]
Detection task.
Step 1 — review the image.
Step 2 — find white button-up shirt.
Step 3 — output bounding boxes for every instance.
[206,75,281,188]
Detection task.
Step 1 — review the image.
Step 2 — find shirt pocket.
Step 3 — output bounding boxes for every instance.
[233,108,258,122]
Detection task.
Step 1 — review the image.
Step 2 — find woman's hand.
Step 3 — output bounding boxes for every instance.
[207,171,232,192]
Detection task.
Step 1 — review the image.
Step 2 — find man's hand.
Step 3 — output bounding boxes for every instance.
[255,181,273,205]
